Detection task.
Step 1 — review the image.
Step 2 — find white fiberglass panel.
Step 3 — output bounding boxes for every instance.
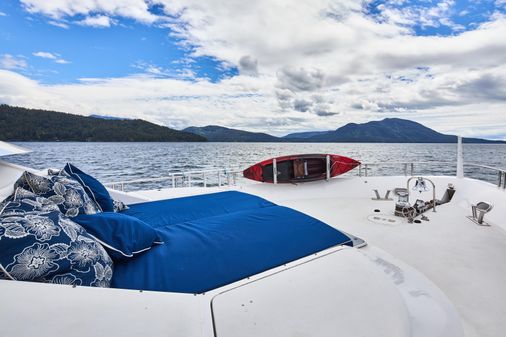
[0,280,209,337]
[212,248,411,337]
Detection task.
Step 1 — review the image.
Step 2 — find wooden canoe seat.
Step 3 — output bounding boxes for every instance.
[293,159,306,178]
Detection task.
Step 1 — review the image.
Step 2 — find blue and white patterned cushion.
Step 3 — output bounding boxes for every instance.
[2,188,60,216]
[0,194,113,287]
[14,171,100,217]
[48,166,130,213]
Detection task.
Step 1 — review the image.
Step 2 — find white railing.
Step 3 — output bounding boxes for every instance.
[104,162,506,192]
[358,162,506,189]
[104,168,243,192]
[465,163,506,189]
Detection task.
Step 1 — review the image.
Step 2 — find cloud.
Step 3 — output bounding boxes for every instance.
[457,73,506,101]
[293,98,313,112]
[0,54,27,70]
[369,0,465,31]
[238,55,258,76]
[33,52,57,59]
[48,20,69,29]
[33,51,69,64]
[131,61,195,79]
[277,67,326,92]
[20,0,159,24]
[77,15,115,28]
[0,11,6,17]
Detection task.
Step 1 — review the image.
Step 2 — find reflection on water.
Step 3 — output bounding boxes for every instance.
[5,142,506,188]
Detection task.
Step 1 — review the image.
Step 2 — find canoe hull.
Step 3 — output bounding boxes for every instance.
[243,154,360,183]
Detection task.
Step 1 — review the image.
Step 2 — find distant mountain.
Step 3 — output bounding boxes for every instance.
[307,118,505,143]
[0,105,205,142]
[283,131,330,139]
[183,125,280,142]
[185,119,505,143]
[89,114,130,121]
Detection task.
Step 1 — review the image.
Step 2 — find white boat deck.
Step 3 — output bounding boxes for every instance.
[1,153,505,337]
[131,175,506,337]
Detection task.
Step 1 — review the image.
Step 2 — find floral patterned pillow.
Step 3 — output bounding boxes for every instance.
[14,171,100,217]
[0,195,113,287]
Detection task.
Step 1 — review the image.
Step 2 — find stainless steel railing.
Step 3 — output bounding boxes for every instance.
[358,162,506,189]
[104,161,506,192]
[104,168,243,192]
[465,163,506,189]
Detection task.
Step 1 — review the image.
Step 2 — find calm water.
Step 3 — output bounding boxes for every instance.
[5,142,506,188]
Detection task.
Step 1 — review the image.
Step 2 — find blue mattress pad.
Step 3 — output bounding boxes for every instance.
[112,191,352,293]
[122,191,274,228]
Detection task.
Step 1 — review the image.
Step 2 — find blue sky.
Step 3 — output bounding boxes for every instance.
[0,0,505,138]
[0,1,237,83]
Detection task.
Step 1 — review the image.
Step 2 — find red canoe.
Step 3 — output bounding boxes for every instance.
[243,154,360,183]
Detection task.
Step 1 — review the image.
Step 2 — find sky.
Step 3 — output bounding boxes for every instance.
[0,0,505,139]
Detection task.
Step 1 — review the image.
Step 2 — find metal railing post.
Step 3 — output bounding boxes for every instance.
[203,172,207,187]
[326,155,331,181]
[273,158,278,184]
[364,164,368,177]
[410,163,414,176]
[218,171,222,187]
[403,163,407,176]
[358,164,362,177]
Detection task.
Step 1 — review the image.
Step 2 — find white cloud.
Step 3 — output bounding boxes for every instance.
[48,20,69,29]
[33,52,57,59]
[33,51,69,64]
[131,61,195,79]
[4,0,506,138]
[20,0,159,24]
[77,15,115,28]
[238,55,258,76]
[0,54,27,70]
[0,11,7,17]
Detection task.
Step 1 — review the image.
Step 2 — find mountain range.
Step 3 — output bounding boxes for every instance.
[183,125,279,142]
[0,104,504,143]
[185,119,505,143]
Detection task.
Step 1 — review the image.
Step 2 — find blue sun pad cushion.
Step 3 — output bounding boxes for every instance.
[14,171,100,217]
[0,195,113,287]
[112,204,352,293]
[73,212,163,262]
[122,191,275,228]
[63,163,115,212]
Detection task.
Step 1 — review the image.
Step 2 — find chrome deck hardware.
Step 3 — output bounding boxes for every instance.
[372,189,392,200]
[468,201,494,226]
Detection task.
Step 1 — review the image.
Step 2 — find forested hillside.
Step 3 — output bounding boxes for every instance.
[0,105,205,142]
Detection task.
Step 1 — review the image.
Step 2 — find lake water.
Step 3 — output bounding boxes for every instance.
[5,142,506,189]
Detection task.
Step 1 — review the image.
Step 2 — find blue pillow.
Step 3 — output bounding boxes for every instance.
[2,188,61,216]
[73,212,163,262]
[0,198,113,287]
[14,171,100,217]
[63,163,115,213]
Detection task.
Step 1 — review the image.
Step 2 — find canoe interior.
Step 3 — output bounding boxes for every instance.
[262,158,327,183]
